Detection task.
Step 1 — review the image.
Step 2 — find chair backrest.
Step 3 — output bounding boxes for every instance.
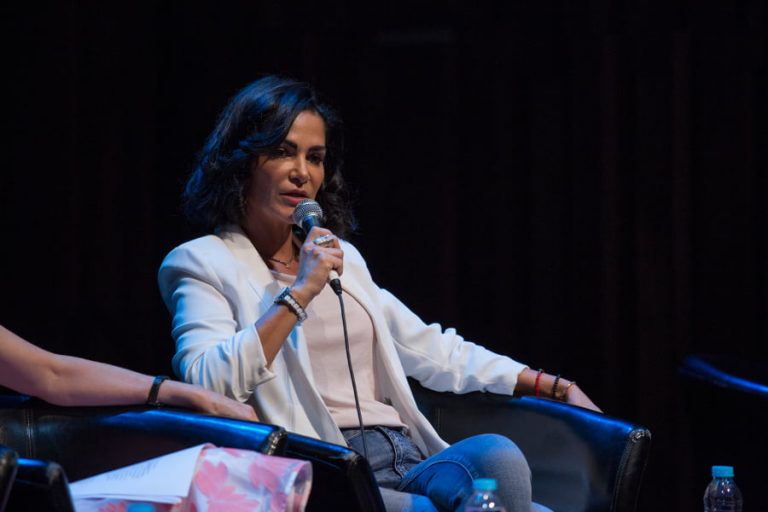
[284,432,386,512]
[0,396,286,481]
[0,445,18,512]
[410,379,651,512]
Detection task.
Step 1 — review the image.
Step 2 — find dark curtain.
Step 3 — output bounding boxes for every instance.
[1,2,765,510]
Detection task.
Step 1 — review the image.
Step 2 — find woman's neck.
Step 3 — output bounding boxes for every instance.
[241,221,297,274]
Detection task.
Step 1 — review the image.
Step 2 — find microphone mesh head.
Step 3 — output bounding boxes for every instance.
[292,199,324,227]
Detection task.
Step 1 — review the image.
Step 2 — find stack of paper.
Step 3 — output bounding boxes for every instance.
[70,443,209,511]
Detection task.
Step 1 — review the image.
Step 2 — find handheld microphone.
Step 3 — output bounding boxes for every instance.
[292,199,342,295]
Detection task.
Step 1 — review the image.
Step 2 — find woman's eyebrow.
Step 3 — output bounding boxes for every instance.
[282,139,326,152]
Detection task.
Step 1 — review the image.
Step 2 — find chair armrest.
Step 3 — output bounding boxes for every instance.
[680,354,768,398]
[0,398,286,481]
[410,380,651,512]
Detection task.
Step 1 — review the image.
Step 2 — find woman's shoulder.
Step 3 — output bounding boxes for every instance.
[163,226,255,263]
[157,231,255,296]
[161,234,230,266]
[339,238,367,266]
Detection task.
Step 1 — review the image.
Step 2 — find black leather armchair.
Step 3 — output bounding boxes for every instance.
[409,379,651,512]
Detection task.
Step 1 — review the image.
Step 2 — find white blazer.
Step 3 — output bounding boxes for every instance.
[158,225,528,455]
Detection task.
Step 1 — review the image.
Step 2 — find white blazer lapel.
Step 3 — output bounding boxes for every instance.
[218,226,277,302]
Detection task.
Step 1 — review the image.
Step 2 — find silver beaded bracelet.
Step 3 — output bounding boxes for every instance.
[274,287,308,323]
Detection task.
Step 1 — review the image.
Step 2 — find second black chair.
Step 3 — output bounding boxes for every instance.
[0,445,18,512]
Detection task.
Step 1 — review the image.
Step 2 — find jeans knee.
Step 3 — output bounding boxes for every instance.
[410,493,440,512]
[398,434,532,512]
[464,434,532,483]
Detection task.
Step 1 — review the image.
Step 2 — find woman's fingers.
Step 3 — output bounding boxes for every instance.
[213,398,259,421]
[567,386,602,413]
[311,233,336,248]
[293,228,344,299]
[303,228,343,273]
[303,244,343,274]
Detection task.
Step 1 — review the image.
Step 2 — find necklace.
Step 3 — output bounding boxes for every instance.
[268,247,295,268]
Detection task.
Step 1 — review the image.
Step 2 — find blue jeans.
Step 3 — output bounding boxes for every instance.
[342,426,552,512]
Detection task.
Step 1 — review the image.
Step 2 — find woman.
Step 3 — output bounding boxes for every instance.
[158,76,599,511]
[0,324,257,420]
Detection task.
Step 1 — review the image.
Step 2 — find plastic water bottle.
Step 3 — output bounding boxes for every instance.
[463,478,507,512]
[703,465,743,512]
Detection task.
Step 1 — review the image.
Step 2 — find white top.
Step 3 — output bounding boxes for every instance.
[272,270,406,429]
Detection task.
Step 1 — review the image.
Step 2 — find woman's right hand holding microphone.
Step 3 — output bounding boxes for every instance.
[289,226,344,306]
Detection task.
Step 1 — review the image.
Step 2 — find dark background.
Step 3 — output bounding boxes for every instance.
[1,1,766,510]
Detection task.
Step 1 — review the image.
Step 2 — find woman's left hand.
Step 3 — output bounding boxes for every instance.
[565,384,602,413]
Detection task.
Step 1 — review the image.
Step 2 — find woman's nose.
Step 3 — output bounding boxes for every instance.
[290,156,310,184]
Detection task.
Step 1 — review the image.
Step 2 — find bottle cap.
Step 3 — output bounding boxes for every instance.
[126,504,155,512]
[473,478,498,491]
[711,465,734,478]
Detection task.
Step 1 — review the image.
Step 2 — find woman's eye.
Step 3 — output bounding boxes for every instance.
[308,154,325,165]
[268,147,289,158]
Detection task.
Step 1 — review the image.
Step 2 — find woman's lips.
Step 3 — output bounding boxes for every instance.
[281,193,308,206]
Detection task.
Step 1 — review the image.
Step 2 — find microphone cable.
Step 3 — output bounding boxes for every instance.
[333,285,369,460]
[289,204,369,460]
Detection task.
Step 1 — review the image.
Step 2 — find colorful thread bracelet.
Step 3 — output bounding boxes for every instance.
[534,369,544,396]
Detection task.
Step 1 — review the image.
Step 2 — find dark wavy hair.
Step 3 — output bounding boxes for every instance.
[182,75,356,238]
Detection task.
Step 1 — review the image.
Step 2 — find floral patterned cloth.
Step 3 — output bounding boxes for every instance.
[75,447,312,512]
